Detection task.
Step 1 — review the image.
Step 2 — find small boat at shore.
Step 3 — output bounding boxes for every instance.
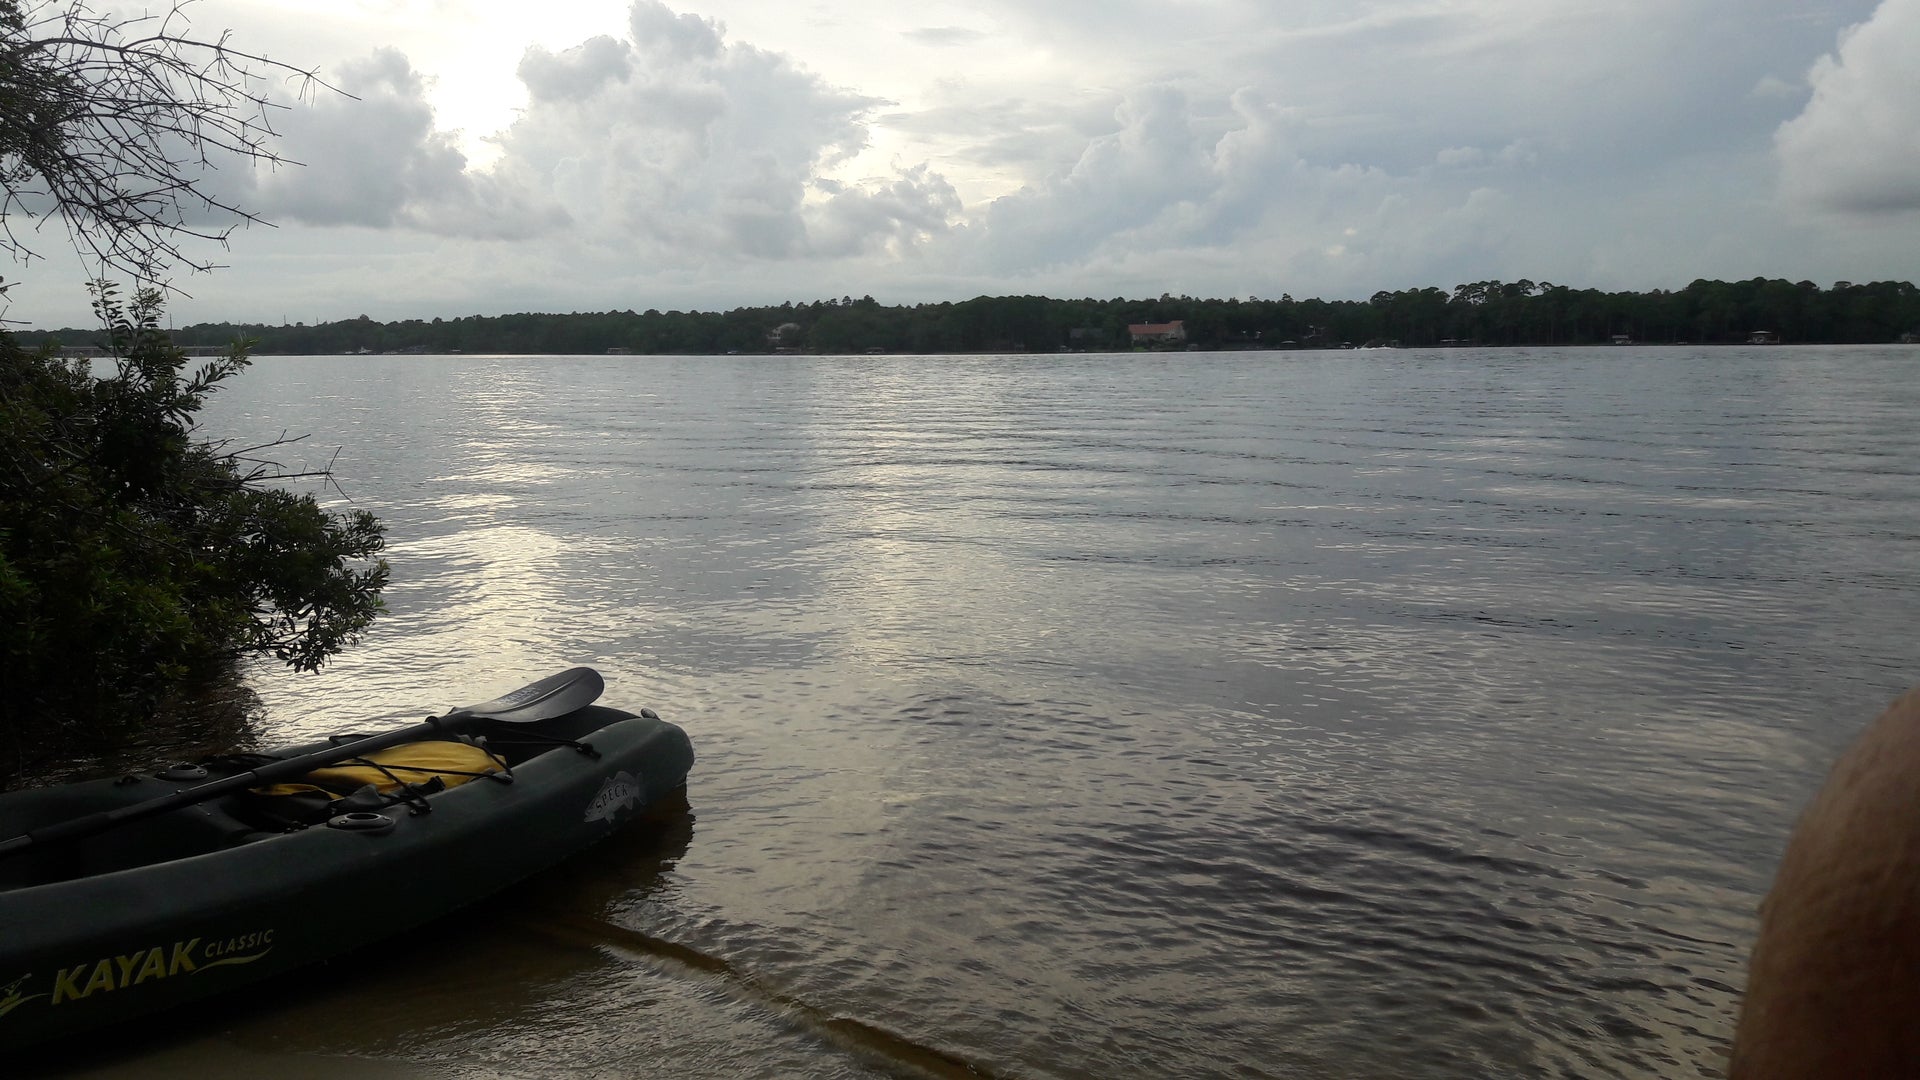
[0,668,693,1051]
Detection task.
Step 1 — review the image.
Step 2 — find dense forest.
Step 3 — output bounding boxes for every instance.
[18,278,1920,356]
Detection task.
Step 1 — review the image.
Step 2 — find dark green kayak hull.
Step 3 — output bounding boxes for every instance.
[0,705,693,1050]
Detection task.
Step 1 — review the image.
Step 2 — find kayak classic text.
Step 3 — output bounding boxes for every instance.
[1,929,275,1015]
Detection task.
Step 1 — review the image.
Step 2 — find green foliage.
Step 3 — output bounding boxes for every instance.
[0,284,387,776]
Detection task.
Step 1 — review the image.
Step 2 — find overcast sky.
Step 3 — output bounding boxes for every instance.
[7,0,1919,327]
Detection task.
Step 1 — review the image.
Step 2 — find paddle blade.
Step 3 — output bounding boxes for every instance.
[455,666,604,722]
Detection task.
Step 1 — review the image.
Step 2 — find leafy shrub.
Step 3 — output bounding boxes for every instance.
[0,284,387,779]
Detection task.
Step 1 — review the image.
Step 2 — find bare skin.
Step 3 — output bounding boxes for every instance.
[1731,687,1920,1078]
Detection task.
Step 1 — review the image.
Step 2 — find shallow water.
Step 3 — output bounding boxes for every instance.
[65,346,1920,1077]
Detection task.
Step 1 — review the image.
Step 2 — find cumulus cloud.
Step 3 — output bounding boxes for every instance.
[961,85,1421,275]
[881,90,1118,181]
[255,49,569,238]
[479,1,958,260]
[519,34,635,105]
[248,3,961,261]
[968,86,1217,271]
[811,166,963,257]
[1776,0,1920,214]
[915,1,1905,290]
[226,0,1902,293]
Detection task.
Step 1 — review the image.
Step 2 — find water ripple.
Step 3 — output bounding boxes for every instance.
[182,347,1920,1079]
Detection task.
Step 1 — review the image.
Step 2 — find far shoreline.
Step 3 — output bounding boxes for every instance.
[14,279,1919,357]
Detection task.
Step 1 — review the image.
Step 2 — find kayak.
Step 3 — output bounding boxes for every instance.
[0,669,694,1051]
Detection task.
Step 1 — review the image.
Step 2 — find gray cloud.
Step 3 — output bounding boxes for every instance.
[957,85,1416,275]
[881,91,1118,175]
[971,86,1214,271]
[627,0,727,60]
[811,165,963,257]
[1776,0,1920,214]
[966,0,1876,176]
[257,49,569,239]
[519,35,634,104]
[899,0,1902,288]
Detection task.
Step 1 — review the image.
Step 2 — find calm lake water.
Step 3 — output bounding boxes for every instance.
[70,346,1920,1077]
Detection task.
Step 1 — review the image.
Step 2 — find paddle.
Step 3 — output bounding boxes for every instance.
[0,666,606,859]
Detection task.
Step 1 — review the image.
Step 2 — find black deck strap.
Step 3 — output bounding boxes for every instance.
[465,735,518,783]
[332,759,504,782]
[333,756,437,816]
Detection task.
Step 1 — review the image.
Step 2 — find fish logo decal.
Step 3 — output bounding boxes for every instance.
[0,974,45,1019]
[585,771,642,823]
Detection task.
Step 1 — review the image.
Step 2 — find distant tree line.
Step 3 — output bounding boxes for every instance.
[17,278,1920,356]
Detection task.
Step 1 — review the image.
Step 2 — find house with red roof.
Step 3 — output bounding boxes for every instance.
[1128,320,1186,346]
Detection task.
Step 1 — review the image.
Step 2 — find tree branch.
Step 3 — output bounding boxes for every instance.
[1,0,344,284]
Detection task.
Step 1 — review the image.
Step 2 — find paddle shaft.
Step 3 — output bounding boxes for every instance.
[0,667,604,859]
[0,717,461,856]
